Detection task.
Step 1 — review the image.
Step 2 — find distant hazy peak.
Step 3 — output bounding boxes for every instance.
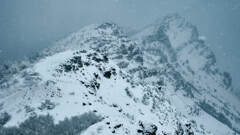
[133,14,199,45]
[1,15,240,135]
[157,14,198,49]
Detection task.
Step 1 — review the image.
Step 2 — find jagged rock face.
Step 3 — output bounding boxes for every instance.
[0,23,204,135]
[46,22,145,82]
[133,14,240,134]
[160,14,218,75]
[0,16,239,135]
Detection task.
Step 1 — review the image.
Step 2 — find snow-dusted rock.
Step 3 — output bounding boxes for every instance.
[0,15,239,135]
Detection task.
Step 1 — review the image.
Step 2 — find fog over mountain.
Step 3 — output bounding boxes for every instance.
[0,1,240,134]
[1,0,240,94]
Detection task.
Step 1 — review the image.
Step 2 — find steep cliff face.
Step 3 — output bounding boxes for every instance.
[133,14,240,134]
[0,15,239,135]
[0,22,201,135]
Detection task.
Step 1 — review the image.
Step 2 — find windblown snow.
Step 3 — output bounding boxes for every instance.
[0,14,239,135]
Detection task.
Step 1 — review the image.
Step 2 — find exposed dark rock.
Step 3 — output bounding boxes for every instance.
[24,106,35,113]
[137,129,144,133]
[125,87,133,98]
[88,91,95,95]
[104,71,112,79]
[38,100,56,111]
[223,72,232,89]
[93,73,99,79]
[59,55,83,72]
[90,80,100,90]
[112,104,117,108]
[103,55,109,62]
[0,112,11,127]
[71,56,83,67]
[135,56,144,63]
[175,123,184,135]
[175,122,194,135]
[92,56,103,63]
[114,124,123,129]
[84,62,90,66]
[138,121,158,135]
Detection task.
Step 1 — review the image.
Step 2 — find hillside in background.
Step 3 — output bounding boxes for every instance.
[0,14,239,135]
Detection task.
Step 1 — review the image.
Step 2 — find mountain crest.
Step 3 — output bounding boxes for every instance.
[160,14,199,48]
[0,15,240,135]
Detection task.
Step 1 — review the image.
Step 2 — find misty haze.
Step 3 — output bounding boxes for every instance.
[0,0,240,135]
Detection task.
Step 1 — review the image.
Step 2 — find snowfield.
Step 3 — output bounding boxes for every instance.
[0,14,239,135]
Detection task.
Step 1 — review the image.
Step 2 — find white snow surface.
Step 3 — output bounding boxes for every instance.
[0,15,240,135]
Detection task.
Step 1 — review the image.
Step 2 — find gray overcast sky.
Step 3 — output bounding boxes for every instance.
[0,0,240,91]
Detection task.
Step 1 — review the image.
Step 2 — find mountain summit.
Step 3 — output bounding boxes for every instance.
[0,14,239,135]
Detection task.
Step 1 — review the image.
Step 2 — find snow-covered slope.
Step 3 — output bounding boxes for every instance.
[0,15,239,135]
[133,14,240,134]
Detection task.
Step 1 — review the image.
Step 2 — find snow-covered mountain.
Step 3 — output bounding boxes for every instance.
[133,14,240,134]
[0,14,239,135]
